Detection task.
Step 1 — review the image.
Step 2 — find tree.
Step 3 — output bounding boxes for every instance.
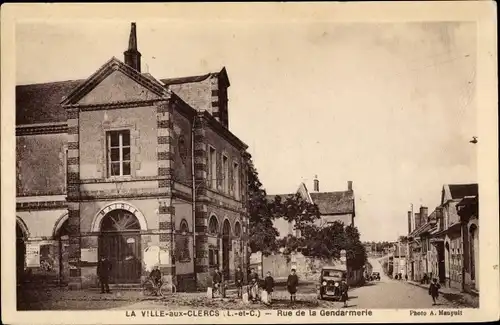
[271,190,367,269]
[270,193,321,231]
[247,158,279,255]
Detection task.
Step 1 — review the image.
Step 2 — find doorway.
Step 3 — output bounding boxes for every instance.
[222,219,231,280]
[437,242,445,283]
[98,209,142,284]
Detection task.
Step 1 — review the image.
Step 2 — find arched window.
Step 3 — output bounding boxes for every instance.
[234,221,241,237]
[179,219,189,234]
[209,215,219,235]
[176,219,191,262]
[101,210,141,232]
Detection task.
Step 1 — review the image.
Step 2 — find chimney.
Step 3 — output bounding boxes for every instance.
[407,211,412,234]
[420,206,429,224]
[124,22,142,72]
[347,181,353,192]
[414,212,421,229]
[313,175,319,192]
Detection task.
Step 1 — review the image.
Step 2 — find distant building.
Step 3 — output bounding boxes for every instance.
[267,177,356,239]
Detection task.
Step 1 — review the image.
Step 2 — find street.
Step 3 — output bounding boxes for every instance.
[18,259,470,311]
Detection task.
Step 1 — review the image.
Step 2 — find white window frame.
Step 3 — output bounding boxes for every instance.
[107,130,131,177]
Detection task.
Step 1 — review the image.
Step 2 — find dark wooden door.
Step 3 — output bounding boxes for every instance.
[99,232,141,284]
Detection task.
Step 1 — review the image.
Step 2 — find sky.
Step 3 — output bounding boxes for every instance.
[16,21,478,242]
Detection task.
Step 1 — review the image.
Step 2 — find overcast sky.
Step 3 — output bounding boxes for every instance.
[16,21,477,242]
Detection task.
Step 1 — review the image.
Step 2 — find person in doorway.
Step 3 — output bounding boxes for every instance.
[264,271,275,304]
[287,268,299,303]
[97,256,112,294]
[235,266,244,298]
[428,278,441,305]
[149,265,162,289]
[340,275,349,308]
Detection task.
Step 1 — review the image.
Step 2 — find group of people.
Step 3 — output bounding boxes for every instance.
[212,266,300,304]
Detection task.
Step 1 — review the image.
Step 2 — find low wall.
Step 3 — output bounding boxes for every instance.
[250,252,364,286]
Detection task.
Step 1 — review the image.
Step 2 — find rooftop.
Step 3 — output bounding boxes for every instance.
[16,71,223,126]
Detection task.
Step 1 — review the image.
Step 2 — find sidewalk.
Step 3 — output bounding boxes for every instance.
[406,281,479,308]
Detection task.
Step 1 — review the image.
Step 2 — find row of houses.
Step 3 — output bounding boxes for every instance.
[403,183,479,294]
[249,178,364,286]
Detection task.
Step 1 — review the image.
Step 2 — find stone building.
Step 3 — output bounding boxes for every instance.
[457,194,479,294]
[16,23,250,291]
[268,177,356,239]
[406,183,478,291]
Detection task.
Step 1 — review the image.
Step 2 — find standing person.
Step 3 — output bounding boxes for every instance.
[405,274,408,281]
[149,265,162,294]
[235,266,244,298]
[249,269,259,302]
[212,267,222,297]
[264,271,275,304]
[287,268,299,303]
[340,276,349,308]
[97,256,112,294]
[428,278,441,305]
[219,266,226,298]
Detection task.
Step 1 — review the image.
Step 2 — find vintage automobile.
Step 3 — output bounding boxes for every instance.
[316,266,348,301]
[371,272,381,281]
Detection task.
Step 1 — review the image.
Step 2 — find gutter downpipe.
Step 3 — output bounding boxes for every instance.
[191,114,198,289]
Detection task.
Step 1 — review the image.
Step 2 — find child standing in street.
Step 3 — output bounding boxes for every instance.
[340,276,349,308]
[428,278,441,305]
[287,268,299,303]
[264,271,275,304]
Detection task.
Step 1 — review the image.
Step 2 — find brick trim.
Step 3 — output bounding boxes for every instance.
[16,201,67,211]
[16,123,68,136]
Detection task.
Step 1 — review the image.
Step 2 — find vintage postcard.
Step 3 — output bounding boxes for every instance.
[1,2,498,324]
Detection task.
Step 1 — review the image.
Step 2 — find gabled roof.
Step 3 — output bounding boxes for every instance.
[160,67,230,87]
[16,61,230,126]
[16,79,83,125]
[449,184,478,200]
[161,73,212,85]
[61,57,169,106]
[441,183,478,204]
[310,191,354,215]
[267,185,355,216]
